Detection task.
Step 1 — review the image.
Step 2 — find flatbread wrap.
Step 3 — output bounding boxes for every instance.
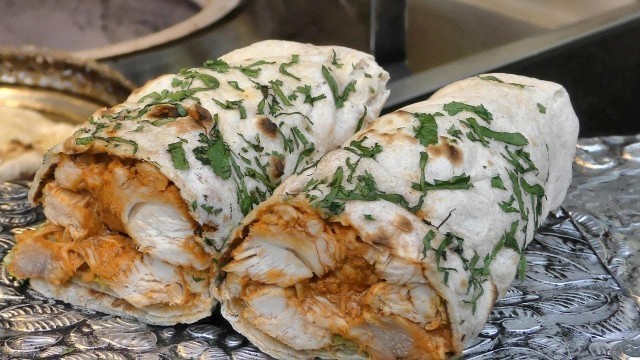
[4,40,389,325]
[217,73,579,359]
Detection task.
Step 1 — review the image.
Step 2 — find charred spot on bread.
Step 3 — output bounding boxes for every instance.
[428,137,463,166]
[147,104,181,119]
[257,116,278,138]
[188,104,213,129]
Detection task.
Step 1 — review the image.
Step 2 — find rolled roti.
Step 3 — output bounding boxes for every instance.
[4,40,389,325]
[218,74,579,359]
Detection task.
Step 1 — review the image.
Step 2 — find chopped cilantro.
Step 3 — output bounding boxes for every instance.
[537,103,546,114]
[413,112,442,147]
[179,69,220,89]
[168,141,189,170]
[213,98,247,119]
[269,80,293,106]
[321,65,356,108]
[295,84,326,105]
[444,101,493,123]
[463,118,528,147]
[331,49,343,68]
[75,136,95,146]
[227,81,244,91]
[412,173,473,193]
[193,118,232,179]
[491,175,506,190]
[422,229,436,257]
[508,171,527,220]
[279,54,301,81]
[447,124,463,139]
[237,60,275,78]
[363,214,375,221]
[200,204,214,214]
[355,106,368,133]
[203,59,230,73]
[499,196,519,213]
[478,75,527,89]
[344,137,383,159]
[520,178,545,197]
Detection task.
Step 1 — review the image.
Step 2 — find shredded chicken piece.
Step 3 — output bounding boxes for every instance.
[223,200,454,359]
[8,154,212,309]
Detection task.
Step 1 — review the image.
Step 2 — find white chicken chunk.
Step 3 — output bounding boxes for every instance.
[127,201,203,269]
[41,183,102,240]
[242,285,333,350]
[365,283,441,327]
[223,238,314,287]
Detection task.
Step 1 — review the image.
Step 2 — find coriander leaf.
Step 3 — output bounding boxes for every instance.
[502,147,537,173]
[520,177,545,197]
[151,118,177,127]
[478,75,527,89]
[444,101,493,123]
[227,81,244,91]
[447,124,462,140]
[508,171,527,220]
[279,54,301,81]
[344,137,383,159]
[269,80,293,106]
[191,200,198,212]
[364,214,375,221]
[499,196,519,213]
[331,49,343,68]
[321,65,356,108]
[236,60,275,78]
[412,173,473,193]
[94,136,138,154]
[463,118,528,146]
[537,103,546,114]
[413,112,442,146]
[355,106,368,133]
[213,98,247,119]
[193,120,232,179]
[75,136,95,146]
[168,141,189,170]
[200,204,214,214]
[203,59,230,73]
[181,70,220,89]
[491,175,506,190]
[422,229,436,257]
[295,84,326,105]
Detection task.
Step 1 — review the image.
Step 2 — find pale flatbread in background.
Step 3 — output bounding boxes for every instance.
[0,106,77,182]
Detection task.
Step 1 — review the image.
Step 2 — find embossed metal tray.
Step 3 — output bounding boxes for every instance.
[1,137,640,359]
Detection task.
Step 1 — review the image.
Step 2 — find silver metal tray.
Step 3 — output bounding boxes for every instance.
[0,136,639,359]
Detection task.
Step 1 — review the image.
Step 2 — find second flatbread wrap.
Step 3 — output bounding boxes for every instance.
[218,74,579,359]
[4,40,389,325]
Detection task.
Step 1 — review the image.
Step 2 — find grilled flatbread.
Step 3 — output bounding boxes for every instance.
[218,73,579,359]
[4,40,389,325]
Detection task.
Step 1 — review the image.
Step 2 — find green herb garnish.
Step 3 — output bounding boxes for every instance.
[321,65,356,108]
[491,175,506,190]
[444,101,493,123]
[413,112,442,147]
[279,54,301,81]
[168,141,189,170]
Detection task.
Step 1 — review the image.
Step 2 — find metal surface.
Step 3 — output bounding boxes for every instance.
[566,135,640,307]
[1,135,640,358]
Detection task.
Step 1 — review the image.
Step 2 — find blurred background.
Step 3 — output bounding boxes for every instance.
[1,0,640,136]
